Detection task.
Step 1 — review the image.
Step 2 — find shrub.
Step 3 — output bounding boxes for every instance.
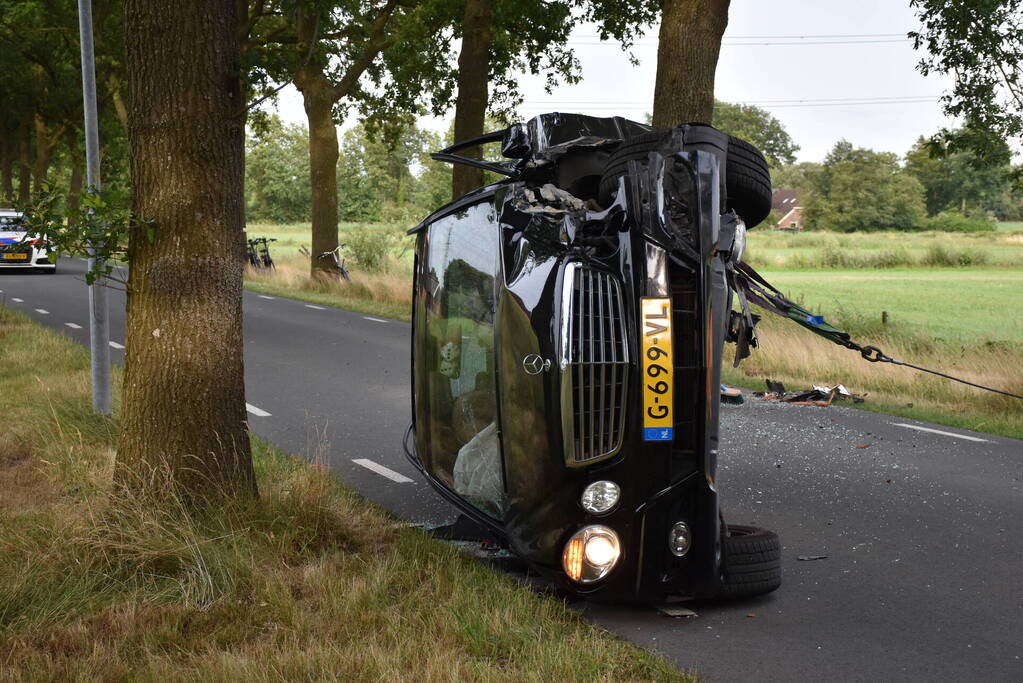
[343,226,404,272]
[923,211,996,233]
[922,244,990,266]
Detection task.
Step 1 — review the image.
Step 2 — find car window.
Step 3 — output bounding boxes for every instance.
[414,200,505,517]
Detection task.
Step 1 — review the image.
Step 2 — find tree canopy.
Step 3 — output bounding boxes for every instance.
[910,0,1023,163]
[804,140,927,232]
[712,100,799,166]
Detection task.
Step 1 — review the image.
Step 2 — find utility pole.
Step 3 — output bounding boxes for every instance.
[77,0,111,414]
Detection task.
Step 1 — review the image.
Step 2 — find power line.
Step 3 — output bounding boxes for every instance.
[570,38,910,47]
[576,32,908,40]
[522,96,939,106]
[517,98,939,111]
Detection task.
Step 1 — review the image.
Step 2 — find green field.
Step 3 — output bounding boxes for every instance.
[762,268,1023,346]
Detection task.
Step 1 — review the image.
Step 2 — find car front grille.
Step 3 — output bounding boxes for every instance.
[560,263,629,465]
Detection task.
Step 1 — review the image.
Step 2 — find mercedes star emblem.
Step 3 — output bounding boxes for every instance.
[522,354,551,375]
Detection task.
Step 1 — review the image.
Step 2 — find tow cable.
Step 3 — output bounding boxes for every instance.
[729,261,1023,402]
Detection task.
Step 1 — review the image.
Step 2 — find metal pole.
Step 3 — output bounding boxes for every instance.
[77,0,111,414]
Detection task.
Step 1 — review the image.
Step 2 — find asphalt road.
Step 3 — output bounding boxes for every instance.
[2,259,1020,682]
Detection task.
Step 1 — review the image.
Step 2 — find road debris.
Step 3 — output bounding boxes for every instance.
[755,380,866,407]
[720,384,744,405]
[656,604,699,618]
[797,555,828,562]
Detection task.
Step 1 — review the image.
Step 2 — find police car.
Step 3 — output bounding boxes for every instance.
[0,209,57,273]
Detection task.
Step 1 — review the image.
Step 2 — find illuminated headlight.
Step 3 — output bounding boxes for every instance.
[668,521,692,557]
[562,525,621,583]
[581,480,620,515]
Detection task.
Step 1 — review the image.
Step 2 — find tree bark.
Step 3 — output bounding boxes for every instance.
[451,0,494,199]
[293,9,340,280]
[119,0,256,498]
[652,0,730,127]
[17,119,31,205]
[295,70,340,279]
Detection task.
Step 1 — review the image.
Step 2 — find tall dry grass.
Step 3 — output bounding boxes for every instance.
[245,254,412,320]
[723,315,1022,438]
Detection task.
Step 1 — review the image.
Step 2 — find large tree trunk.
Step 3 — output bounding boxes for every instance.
[652,0,730,127]
[451,0,494,199]
[119,0,256,498]
[294,24,340,279]
[17,119,31,205]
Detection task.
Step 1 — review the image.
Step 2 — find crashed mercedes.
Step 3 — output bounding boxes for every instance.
[404,113,780,602]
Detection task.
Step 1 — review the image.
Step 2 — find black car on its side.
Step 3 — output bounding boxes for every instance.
[405,113,779,602]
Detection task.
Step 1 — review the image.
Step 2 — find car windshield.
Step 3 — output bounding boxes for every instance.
[415,201,505,517]
[0,215,26,231]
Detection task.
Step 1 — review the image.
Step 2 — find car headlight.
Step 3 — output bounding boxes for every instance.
[562,525,621,583]
[668,521,692,557]
[581,480,620,515]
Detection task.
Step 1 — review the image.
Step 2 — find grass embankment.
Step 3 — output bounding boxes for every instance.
[0,307,689,681]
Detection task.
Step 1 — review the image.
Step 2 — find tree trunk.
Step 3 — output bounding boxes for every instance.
[32,115,60,197]
[451,0,494,199]
[107,75,131,132]
[17,119,31,205]
[66,128,84,216]
[295,38,340,279]
[0,136,13,202]
[652,0,730,127]
[119,0,256,498]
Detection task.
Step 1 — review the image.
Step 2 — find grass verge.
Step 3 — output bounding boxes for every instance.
[0,306,689,681]
[245,254,412,322]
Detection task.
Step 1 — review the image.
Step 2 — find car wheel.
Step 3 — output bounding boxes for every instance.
[724,136,772,228]
[719,524,781,599]
[597,128,773,228]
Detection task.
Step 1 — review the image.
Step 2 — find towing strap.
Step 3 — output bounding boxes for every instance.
[728,261,1023,402]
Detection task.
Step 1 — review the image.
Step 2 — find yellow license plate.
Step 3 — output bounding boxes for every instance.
[641,297,674,441]
[2,253,28,260]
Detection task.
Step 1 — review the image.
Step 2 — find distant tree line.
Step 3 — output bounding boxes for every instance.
[771,132,1023,232]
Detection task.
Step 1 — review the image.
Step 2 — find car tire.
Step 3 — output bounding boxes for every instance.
[597,129,773,227]
[724,136,772,228]
[719,524,781,599]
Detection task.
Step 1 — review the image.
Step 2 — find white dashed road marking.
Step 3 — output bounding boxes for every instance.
[352,458,414,484]
[35,309,49,315]
[892,423,990,443]
[246,403,272,417]
[11,298,23,303]
[258,295,275,300]
[305,304,326,310]
[65,322,82,329]
[362,316,388,324]
[109,341,125,349]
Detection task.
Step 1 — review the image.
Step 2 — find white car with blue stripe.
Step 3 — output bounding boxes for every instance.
[0,209,57,273]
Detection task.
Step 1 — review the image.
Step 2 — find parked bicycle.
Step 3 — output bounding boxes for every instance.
[246,237,276,270]
[317,243,350,281]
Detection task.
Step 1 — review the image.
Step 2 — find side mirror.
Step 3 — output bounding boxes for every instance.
[501,122,530,159]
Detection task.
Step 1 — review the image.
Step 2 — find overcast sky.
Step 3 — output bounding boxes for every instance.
[268,0,956,163]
